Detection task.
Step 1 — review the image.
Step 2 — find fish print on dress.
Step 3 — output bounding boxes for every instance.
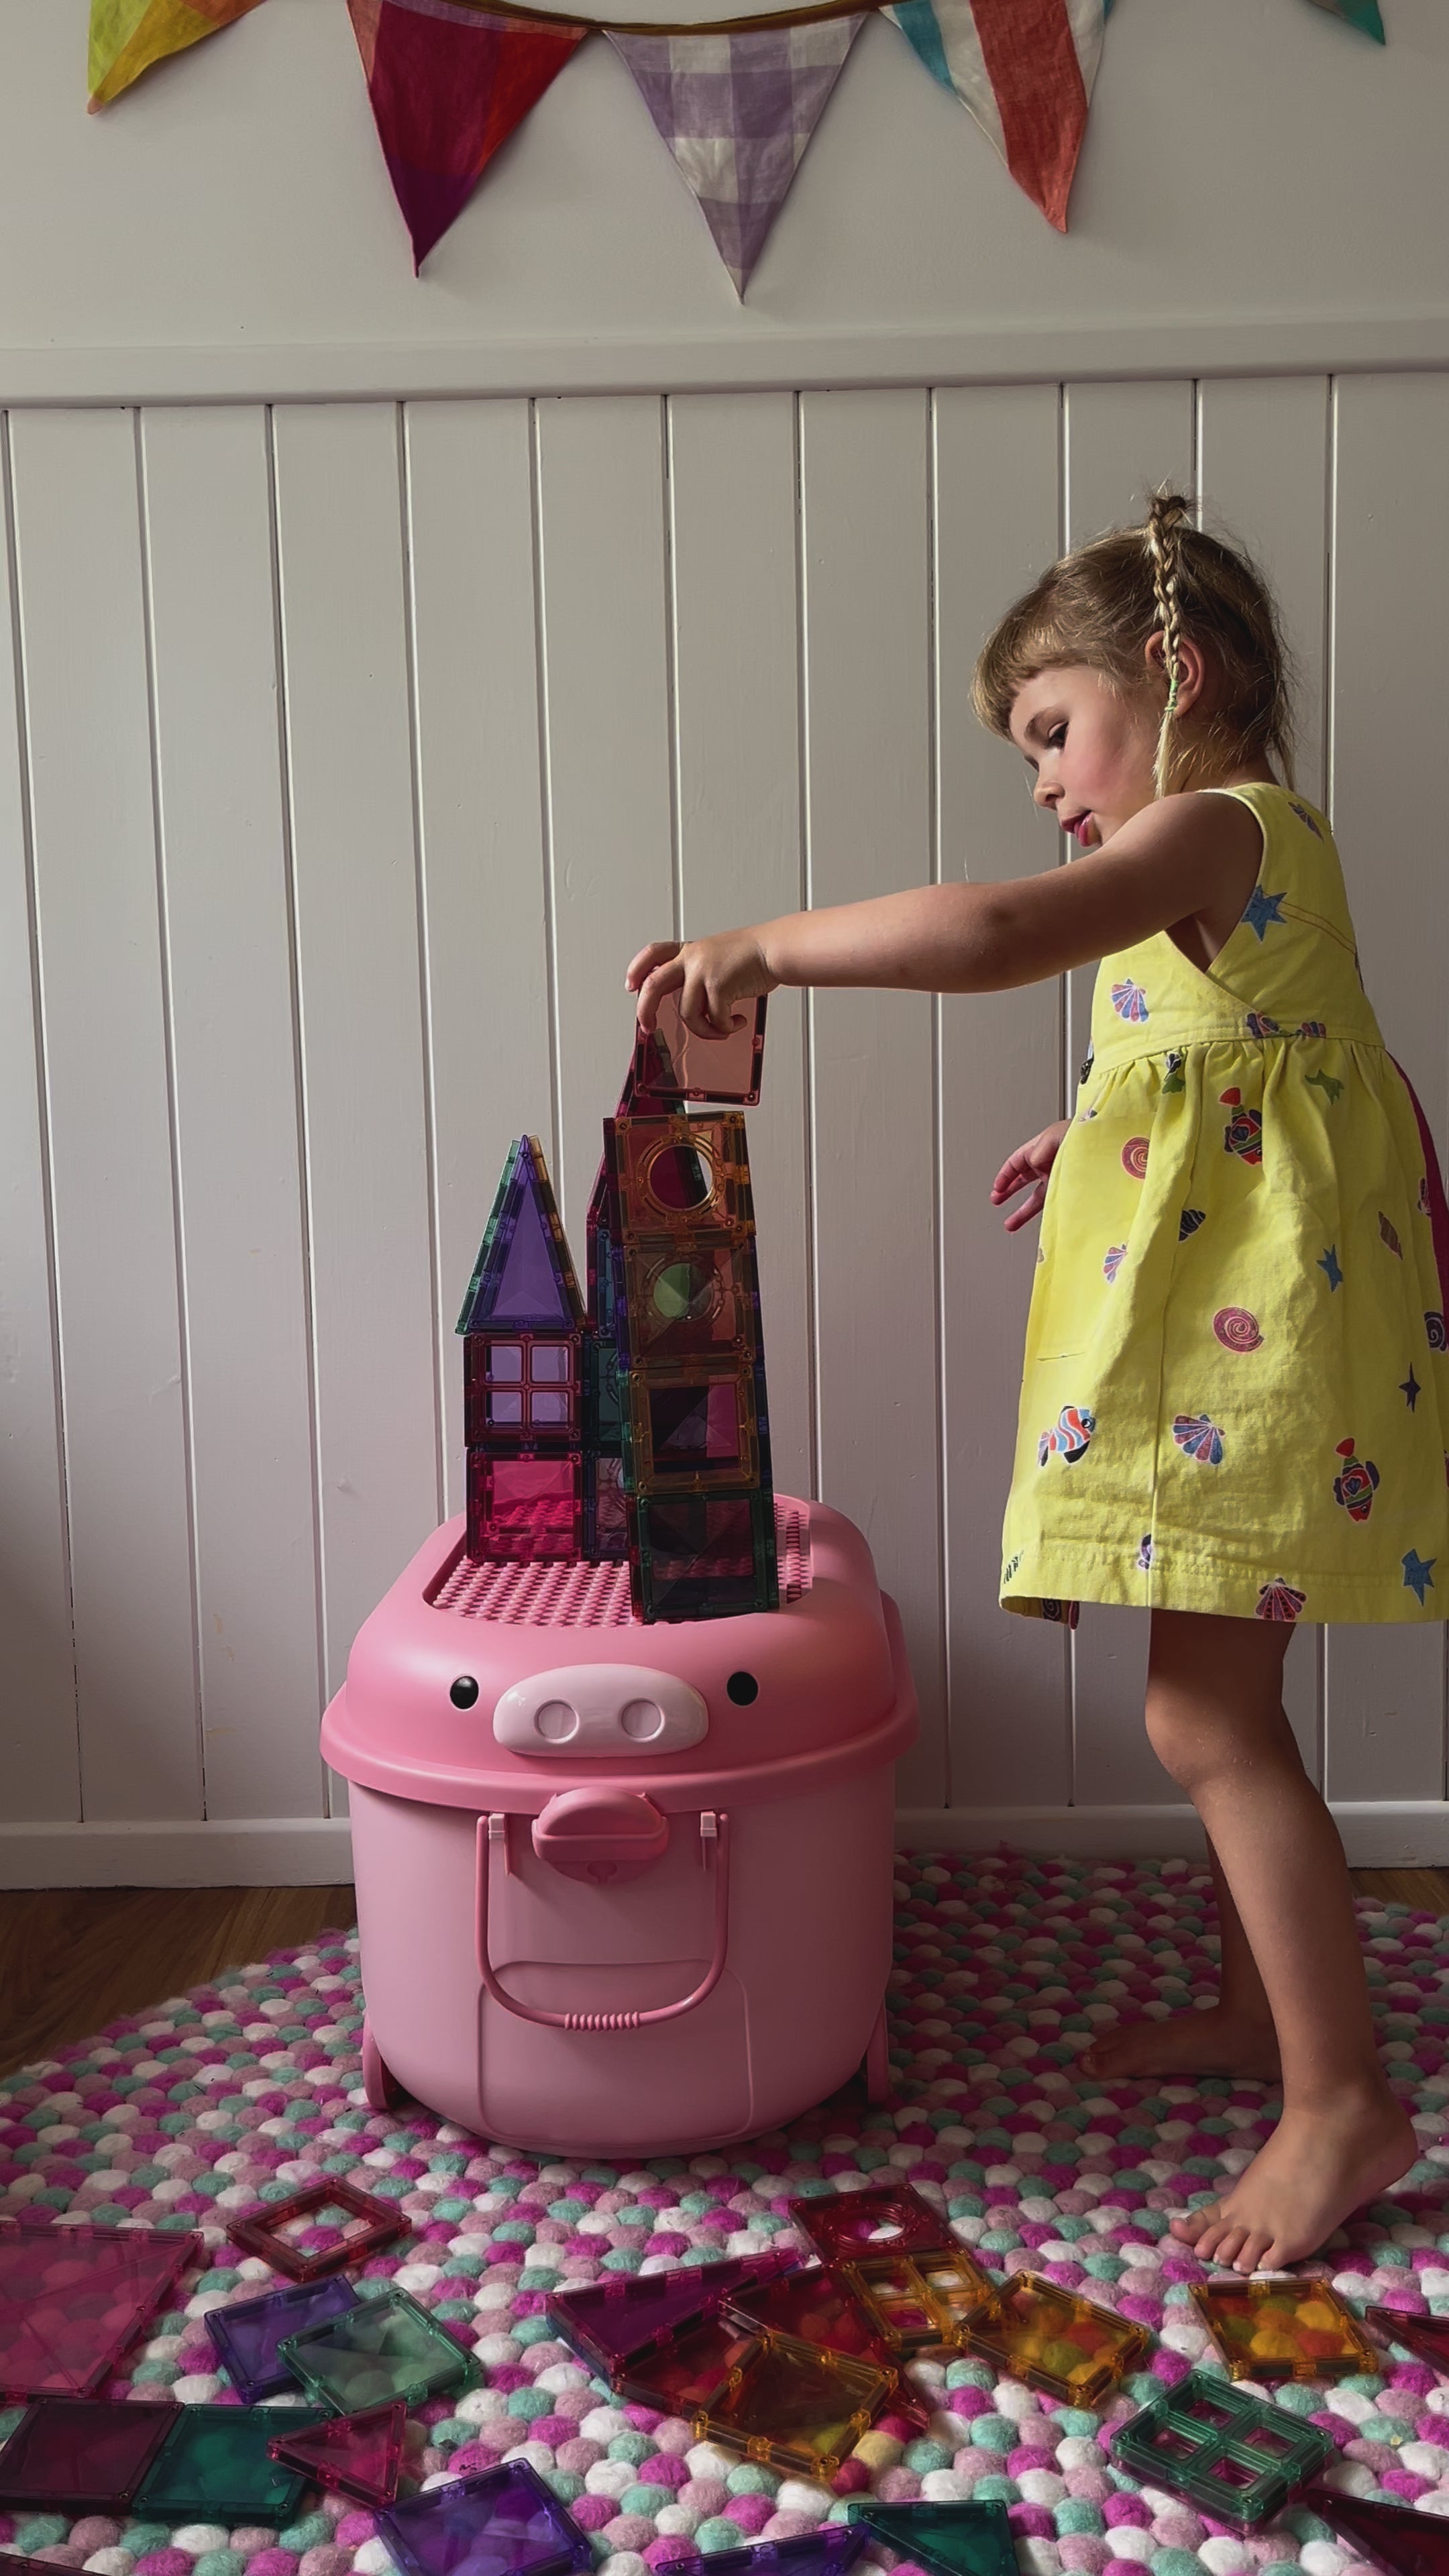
[1213,1307,1263,1353]
[1220,1091,1263,1163]
[1111,979,1149,1023]
[1173,1413,1225,1465]
[1242,888,1287,940]
[1332,1438,1381,1522]
[1038,1404,1095,1467]
[1256,1578,1307,1622]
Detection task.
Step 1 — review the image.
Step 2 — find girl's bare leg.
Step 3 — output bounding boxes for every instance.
[1081,1834,1280,2080]
[1135,1609,1413,2269]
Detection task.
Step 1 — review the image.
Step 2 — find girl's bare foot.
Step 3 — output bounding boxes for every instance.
[1169,2088,1416,2271]
[1081,2004,1280,2083]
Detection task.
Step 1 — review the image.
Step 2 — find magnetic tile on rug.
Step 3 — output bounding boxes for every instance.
[0,2396,174,2511]
[546,2251,790,2379]
[0,2223,199,2400]
[724,2269,931,2426]
[204,2273,359,2405]
[268,2398,407,2506]
[702,2339,888,2481]
[665,2530,869,2576]
[135,2402,329,2522]
[1306,2478,1449,2576]
[1110,2371,1334,2530]
[836,2248,994,2354]
[225,2178,404,2282]
[614,2313,758,2416]
[279,2285,476,2411]
[962,2272,1149,2404]
[1364,2305,1449,2375]
[1191,2277,1377,2381]
[847,2500,1018,2576]
[379,2457,592,2576]
[788,2180,951,2267]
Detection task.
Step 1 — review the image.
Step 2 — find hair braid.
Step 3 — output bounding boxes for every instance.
[1146,488,1191,798]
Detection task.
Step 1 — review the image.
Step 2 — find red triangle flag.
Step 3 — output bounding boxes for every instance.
[347,0,587,270]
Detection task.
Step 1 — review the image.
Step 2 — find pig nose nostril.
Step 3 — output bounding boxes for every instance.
[621,1699,665,1742]
[535,1699,580,1742]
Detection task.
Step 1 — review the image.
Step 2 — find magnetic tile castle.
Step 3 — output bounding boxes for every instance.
[458,994,777,1620]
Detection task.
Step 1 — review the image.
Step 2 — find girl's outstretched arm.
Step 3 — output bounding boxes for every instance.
[628,788,1262,1034]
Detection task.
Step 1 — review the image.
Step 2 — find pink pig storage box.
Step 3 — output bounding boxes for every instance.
[321,1494,916,2157]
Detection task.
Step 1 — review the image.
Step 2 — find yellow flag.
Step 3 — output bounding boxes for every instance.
[89,0,268,111]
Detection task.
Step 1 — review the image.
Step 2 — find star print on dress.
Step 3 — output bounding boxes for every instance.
[1379,1212,1403,1258]
[1173,1413,1224,1464]
[1102,1244,1126,1283]
[1037,1404,1096,1467]
[1333,1437,1381,1521]
[1111,979,1149,1023]
[1305,1067,1344,1104]
[1319,1245,1344,1290]
[1256,1577,1307,1622]
[1241,887,1287,940]
[1427,1313,1447,1352]
[1403,1549,1437,1604]
[1220,1091,1263,1163]
[1179,1208,1206,1240]
[1402,1367,1423,1410]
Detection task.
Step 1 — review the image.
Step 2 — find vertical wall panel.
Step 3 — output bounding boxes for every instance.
[0,422,79,1820]
[272,403,438,1725]
[1196,375,1332,1783]
[8,410,201,1823]
[934,384,1069,1808]
[534,397,676,1236]
[1061,382,1194,1809]
[800,389,944,1809]
[667,392,812,1498]
[141,405,323,1823]
[405,400,554,1521]
[1323,373,1449,1805]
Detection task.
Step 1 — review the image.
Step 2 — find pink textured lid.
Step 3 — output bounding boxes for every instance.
[321,1497,916,1813]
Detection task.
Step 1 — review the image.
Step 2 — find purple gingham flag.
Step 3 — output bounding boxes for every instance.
[607,15,865,294]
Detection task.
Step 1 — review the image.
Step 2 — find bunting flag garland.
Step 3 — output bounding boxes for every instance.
[606,15,863,294]
[1307,0,1385,37]
[347,0,586,269]
[883,0,1103,231]
[87,0,266,109]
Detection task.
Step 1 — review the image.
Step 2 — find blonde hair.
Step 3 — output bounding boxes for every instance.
[971,491,1297,797]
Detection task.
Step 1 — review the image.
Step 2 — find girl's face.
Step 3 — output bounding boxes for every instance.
[1008,663,1159,849]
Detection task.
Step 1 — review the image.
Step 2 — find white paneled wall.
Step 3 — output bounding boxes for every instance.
[3,375,1447,1885]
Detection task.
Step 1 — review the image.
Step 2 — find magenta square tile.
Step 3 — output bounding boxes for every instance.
[0,2222,199,2399]
[0,2397,174,2510]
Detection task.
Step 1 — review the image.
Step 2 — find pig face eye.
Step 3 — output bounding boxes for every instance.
[450,1674,480,1709]
[726,1672,759,1705]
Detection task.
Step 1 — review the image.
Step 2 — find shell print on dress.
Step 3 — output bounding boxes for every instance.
[1427,1313,1447,1352]
[1037,1405,1096,1468]
[1220,1091,1263,1163]
[1289,801,1324,838]
[1333,1438,1381,1523]
[1173,1413,1225,1465]
[1179,1208,1207,1241]
[1111,979,1149,1023]
[1256,1577,1307,1621]
[1121,1137,1150,1179]
[1380,1212,1403,1258]
[1213,1307,1263,1353]
[1245,1012,1280,1038]
[1103,1244,1127,1283]
[1040,1598,1080,1627]
[1136,1533,1154,1571]
[1299,1020,1327,1038]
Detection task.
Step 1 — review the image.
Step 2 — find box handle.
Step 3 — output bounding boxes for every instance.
[475,1809,731,2032]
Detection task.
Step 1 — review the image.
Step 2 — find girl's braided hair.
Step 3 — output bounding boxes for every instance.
[972,490,1297,795]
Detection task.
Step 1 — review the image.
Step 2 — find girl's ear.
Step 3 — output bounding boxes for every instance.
[1144,629,1209,715]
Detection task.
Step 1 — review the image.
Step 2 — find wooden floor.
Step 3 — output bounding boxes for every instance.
[1,1870,1446,2084]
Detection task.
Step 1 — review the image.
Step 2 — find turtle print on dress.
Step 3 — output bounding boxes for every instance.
[1000,783,1449,1626]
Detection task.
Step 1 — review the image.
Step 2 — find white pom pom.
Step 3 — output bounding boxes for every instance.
[171,2529,231,2557]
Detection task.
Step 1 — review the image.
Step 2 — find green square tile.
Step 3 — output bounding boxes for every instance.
[135,2406,330,2522]
[278,2287,476,2410]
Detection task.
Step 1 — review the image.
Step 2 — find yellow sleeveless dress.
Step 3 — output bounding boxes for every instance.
[1000,782,1449,1627]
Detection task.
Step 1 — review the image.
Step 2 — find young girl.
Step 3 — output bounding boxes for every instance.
[627,492,1449,2273]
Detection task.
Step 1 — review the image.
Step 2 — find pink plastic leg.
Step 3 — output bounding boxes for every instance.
[863,2000,891,2102]
[362,2011,402,2112]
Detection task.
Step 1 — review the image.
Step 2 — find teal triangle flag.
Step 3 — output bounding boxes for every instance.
[847,2504,1017,2576]
[1305,0,1385,37]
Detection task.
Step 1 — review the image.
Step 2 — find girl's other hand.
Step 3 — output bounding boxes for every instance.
[990,1117,1071,1232]
[627,930,777,1036]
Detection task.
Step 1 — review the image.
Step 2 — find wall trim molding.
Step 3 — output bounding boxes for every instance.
[3,1799,1446,1887]
[0,1818,354,1890]
[896,1802,1449,1866]
[0,313,1446,408]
